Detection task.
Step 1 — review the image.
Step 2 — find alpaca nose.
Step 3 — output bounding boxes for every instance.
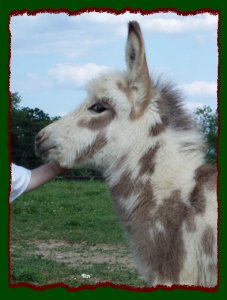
[36,130,45,143]
[35,129,49,156]
[35,129,58,158]
[35,129,49,147]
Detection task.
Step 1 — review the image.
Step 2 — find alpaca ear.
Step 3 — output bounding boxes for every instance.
[126,21,153,102]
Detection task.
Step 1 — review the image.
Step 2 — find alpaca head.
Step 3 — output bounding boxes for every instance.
[35,21,160,170]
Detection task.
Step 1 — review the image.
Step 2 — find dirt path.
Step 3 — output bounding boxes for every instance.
[10,239,146,286]
[31,239,137,270]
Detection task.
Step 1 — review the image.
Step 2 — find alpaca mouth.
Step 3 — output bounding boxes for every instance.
[40,146,57,157]
[35,129,59,158]
[35,141,58,158]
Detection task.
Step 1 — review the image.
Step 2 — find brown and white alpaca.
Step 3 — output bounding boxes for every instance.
[35,21,217,287]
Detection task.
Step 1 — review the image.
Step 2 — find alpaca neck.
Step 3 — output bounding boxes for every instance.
[103,141,159,220]
[103,127,205,217]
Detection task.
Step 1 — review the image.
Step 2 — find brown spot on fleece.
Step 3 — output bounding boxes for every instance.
[78,109,115,131]
[201,225,215,256]
[75,133,107,163]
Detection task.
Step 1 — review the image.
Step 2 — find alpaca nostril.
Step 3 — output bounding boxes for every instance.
[36,130,47,145]
[36,132,41,142]
[35,130,48,156]
[35,129,58,158]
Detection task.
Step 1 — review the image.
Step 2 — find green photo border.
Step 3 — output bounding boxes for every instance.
[0,0,224,299]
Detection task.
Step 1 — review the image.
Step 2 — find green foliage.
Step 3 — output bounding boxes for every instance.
[10,92,60,168]
[193,106,218,165]
[11,92,21,111]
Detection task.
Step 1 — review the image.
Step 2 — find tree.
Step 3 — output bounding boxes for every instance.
[11,92,21,111]
[10,93,59,168]
[193,106,218,165]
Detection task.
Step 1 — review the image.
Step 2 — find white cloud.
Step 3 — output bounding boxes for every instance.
[143,13,217,34]
[10,73,54,93]
[10,12,218,116]
[58,111,67,117]
[194,34,207,45]
[180,81,217,96]
[10,13,115,57]
[184,101,204,113]
[10,12,218,53]
[76,12,218,34]
[49,63,113,87]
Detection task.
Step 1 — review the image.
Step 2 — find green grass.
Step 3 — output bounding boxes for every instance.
[11,255,143,287]
[10,180,144,287]
[10,180,125,244]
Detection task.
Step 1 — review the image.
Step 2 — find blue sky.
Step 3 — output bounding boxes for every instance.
[10,12,218,117]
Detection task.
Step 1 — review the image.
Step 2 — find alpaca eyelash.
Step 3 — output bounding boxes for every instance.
[88,102,107,113]
[88,97,113,113]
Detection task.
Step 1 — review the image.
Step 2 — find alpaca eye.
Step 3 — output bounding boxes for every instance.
[89,103,107,113]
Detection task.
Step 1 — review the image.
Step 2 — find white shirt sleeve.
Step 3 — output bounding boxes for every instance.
[10,163,32,202]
